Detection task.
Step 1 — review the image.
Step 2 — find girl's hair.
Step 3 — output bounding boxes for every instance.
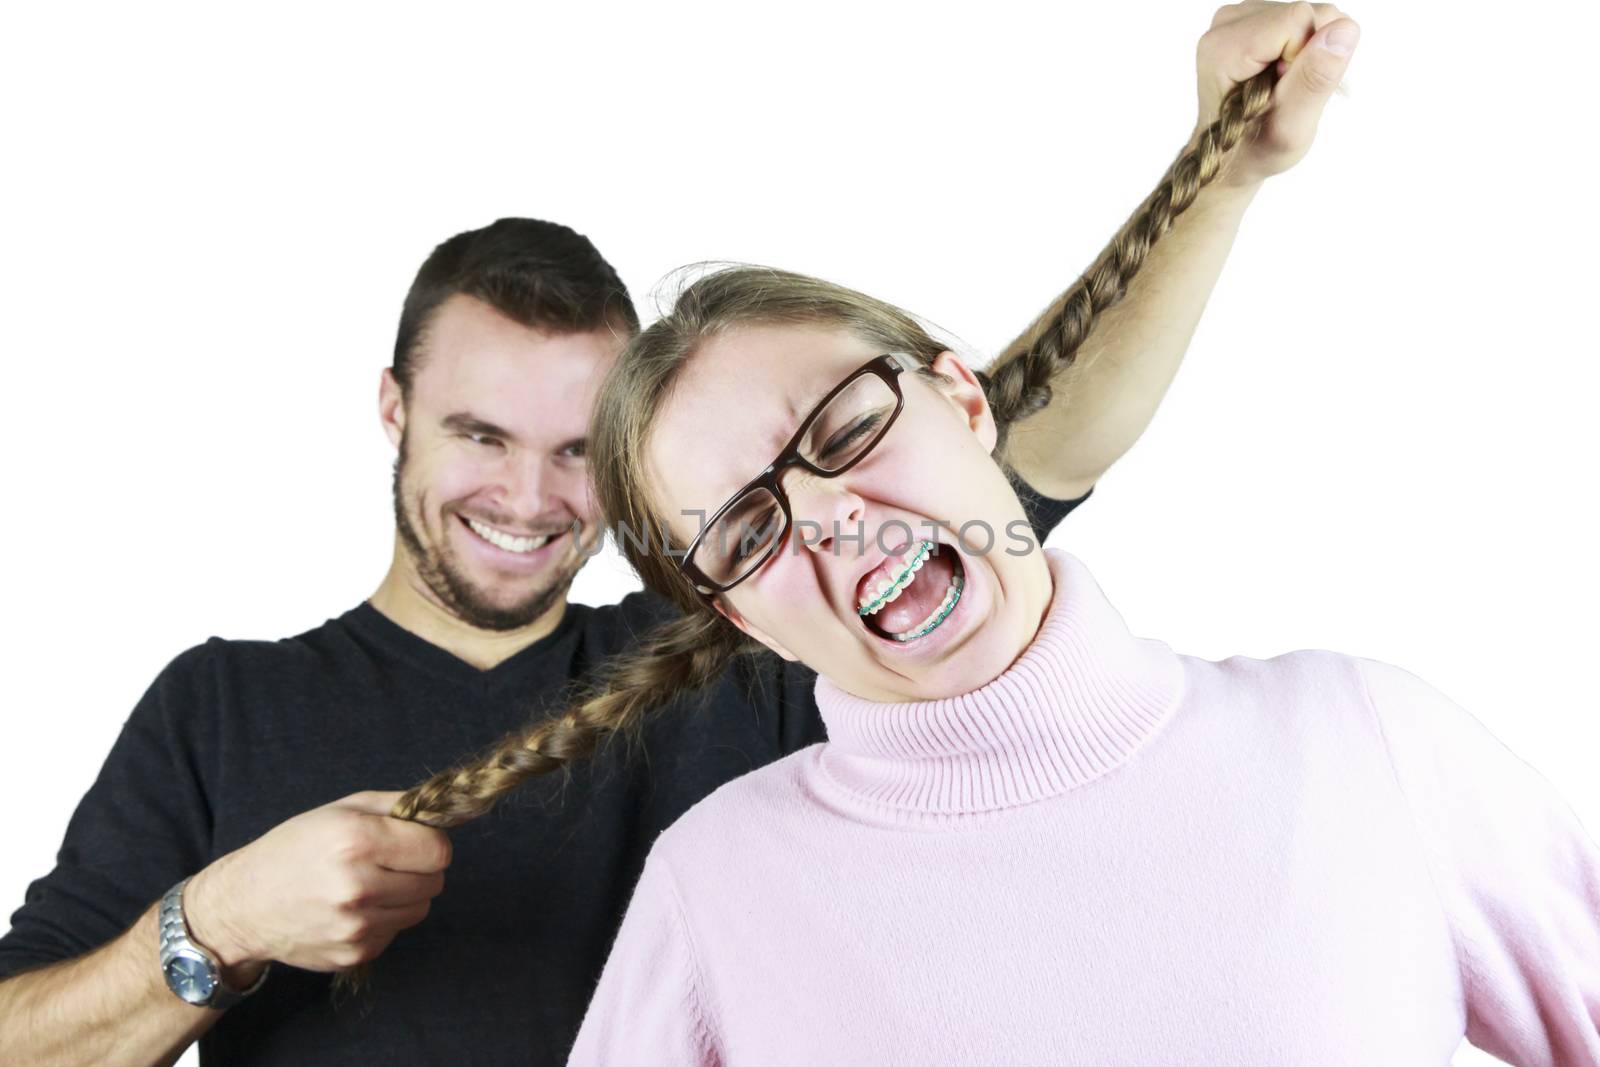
[388,67,1278,834]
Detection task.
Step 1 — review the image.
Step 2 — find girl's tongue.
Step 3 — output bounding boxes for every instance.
[861,547,959,637]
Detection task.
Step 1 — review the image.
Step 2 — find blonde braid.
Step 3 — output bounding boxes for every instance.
[394,612,755,829]
[333,612,754,996]
[984,67,1278,449]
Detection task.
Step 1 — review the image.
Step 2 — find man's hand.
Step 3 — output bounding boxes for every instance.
[1198,1,1361,188]
[185,791,450,979]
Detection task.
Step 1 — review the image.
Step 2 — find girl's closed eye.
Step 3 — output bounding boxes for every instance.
[819,413,883,464]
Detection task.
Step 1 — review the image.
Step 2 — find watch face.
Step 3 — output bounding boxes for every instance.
[164,953,217,1004]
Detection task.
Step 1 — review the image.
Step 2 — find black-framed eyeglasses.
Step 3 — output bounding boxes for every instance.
[677,351,922,595]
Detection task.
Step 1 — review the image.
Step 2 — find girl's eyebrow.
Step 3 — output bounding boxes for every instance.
[788,381,829,419]
[771,374,847,448]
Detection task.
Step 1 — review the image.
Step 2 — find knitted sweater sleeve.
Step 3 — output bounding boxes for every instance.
[568,848,720,1066]
[1360,658,1600,1066]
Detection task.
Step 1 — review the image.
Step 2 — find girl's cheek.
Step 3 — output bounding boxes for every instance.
[748,550,832,622]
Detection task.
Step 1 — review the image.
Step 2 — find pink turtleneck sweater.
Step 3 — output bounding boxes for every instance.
[568,550,1600,1065]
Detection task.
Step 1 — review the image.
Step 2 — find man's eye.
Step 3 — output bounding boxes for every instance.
[560,441,588,459]
[464,434,503,448]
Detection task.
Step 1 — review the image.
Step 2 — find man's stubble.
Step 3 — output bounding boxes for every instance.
[390,436,586,633]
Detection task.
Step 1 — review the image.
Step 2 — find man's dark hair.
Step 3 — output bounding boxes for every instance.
[391,217,640,394]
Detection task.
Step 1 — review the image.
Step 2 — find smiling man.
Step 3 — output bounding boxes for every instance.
[372,246,630,663]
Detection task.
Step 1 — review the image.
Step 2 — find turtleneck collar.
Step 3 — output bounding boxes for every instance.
[813,549,1184,817]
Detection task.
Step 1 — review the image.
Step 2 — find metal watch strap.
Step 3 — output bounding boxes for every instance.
[158,877,270,1009]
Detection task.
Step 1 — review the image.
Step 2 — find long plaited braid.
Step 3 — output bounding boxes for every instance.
[981,66,1278,454]
[334,612,755,995]
[395,611,755,829]
[336,65,1278,999]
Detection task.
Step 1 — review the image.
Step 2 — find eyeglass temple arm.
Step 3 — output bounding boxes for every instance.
[887,352,921,373]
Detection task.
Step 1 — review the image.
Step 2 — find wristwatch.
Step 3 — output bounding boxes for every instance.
[158,877,270,1009]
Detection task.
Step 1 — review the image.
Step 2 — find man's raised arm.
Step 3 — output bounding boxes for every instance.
[998,3,1360,499]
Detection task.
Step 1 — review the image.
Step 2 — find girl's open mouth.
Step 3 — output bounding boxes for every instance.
[856,540,966,643]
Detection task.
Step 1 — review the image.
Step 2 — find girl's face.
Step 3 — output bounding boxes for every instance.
[648,322,1054,703]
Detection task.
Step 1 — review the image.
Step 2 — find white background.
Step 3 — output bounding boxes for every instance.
[3,3,1596,1064]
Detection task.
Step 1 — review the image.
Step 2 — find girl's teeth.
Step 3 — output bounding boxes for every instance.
[857,540,934,614]
[890,575,964,642]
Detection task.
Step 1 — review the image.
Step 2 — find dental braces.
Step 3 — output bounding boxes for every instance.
[857,540,934,616]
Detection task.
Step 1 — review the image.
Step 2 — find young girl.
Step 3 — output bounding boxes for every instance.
[382,10,1598,1067]
[548,294,1596,1065]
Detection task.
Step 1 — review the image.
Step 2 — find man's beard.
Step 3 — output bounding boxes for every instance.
[391,445,585,633]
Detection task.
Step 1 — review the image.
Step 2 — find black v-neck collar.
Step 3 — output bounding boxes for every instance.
[338,601,583,692]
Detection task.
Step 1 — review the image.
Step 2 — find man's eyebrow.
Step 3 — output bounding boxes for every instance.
[440,413,518,443]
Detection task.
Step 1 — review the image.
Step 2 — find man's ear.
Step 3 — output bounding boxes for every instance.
[379,368,406,450]
[710,596,800,662]
[928,350,998,453]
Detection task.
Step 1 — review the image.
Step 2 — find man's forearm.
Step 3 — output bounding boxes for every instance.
[998,177,1260,499]
[0,903,221,1067]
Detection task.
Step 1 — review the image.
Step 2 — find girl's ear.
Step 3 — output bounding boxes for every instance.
[710,596,799,661]
[928,350,998,453]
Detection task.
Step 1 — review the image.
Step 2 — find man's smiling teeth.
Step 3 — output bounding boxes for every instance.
[466,518,553,555]
[857,540,933,616]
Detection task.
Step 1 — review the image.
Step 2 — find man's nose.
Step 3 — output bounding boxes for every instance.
[498,453,553,519]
